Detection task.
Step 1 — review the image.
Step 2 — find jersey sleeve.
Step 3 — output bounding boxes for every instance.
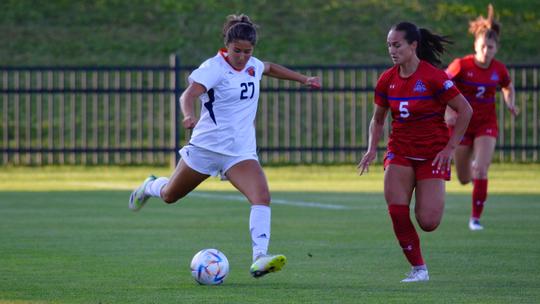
[188,59,223,91]
[253,57,265,81]
[445,58,461,79]
[374,69,390,107]
[432,70,461,104]
[498,63,511,88]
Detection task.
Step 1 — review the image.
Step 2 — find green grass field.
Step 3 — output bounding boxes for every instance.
[1,164,539,303]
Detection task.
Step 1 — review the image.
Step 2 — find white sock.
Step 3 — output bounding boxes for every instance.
[250,205,271,261]
[144,177,169,198]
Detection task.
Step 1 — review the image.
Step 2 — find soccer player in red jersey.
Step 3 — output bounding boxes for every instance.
[445,5,518,231]
[358,22,472,282]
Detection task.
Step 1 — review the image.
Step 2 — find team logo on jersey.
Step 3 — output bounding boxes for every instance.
[413,80,427,93]
[467,71,474,78]
[490,72,499,81]
[443,80,454,90]
[390,84,396,89]
[246,66,255,77]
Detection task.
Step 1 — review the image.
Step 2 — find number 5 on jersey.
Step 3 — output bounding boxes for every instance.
[399,101,410,118]
[240,82,255,99]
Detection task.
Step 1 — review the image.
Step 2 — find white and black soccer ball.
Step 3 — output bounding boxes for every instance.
[190,248,229,285]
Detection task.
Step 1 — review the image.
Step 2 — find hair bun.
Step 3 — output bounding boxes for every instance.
[222,14,256,37]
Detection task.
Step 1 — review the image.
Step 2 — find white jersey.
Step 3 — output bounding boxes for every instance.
[188,49,265,156]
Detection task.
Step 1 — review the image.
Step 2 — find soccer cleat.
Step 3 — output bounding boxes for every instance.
[250,254,287,278]
[129,175,156,211]
[401,268,429,283]
[469,218,484,231]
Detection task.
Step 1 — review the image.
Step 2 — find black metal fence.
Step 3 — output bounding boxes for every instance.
[1,55,539,166]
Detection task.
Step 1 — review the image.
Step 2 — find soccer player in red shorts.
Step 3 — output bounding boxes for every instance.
[445,5,518,231]
[358,22,472,282]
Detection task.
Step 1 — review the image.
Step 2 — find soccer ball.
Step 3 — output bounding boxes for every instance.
[190,248,229,285]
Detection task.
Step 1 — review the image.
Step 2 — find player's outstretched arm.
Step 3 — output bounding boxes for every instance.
[263,62,321,89]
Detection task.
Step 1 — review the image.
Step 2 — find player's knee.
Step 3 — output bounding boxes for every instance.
[457,176,471,185]
[419,220,440,232]
[473,167,489,179]
[260,192,272,205]
[456,169,472,184]
[472,162,489,179]
[416,212,442,232]
[249,191,271,205]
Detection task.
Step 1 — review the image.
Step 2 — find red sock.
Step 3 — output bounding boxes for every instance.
[388,204,424,266]
[472,179,488,219]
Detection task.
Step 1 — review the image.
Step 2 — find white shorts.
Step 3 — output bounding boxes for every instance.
[179,145,259,178]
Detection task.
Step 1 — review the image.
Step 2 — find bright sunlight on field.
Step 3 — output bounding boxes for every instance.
[1,164,539,303]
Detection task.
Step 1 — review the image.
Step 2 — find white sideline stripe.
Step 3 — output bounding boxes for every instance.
[190,192,352,210]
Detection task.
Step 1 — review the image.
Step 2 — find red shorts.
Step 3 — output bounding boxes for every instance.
[449,120,498,146]
[383,152,451,181]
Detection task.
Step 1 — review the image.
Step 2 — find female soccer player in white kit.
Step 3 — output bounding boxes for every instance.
[129,14,321,278]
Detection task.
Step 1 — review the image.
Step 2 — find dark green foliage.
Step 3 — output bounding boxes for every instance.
[1,0,539,66]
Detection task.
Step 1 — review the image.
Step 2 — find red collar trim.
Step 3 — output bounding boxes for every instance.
[219,48,243,72]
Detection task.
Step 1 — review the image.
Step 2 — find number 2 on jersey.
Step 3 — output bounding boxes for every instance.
[240,82,255,99]
[476,86,486,99]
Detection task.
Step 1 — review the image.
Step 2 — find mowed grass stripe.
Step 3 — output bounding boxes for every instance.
[1,163,539,194]
[0,165,539,303]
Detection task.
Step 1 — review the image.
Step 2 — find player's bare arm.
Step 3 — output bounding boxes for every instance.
[502,83,519,116]
[444,106,457,126]
[180,82,206,129]
[263,62,321,89]
[358,105,388,175]
[433,94,472,170]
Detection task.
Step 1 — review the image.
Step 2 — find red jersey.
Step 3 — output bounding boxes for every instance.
[375,61,461,159]
[446,55,511,125]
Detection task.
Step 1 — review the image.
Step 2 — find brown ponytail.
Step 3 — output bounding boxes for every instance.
[469,4,501,43]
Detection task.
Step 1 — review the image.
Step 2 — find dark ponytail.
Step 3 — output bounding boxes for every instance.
[222,14,258,46]
[392,22,452,67]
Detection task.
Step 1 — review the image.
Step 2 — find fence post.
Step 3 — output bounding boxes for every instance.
[170,54,182,167]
